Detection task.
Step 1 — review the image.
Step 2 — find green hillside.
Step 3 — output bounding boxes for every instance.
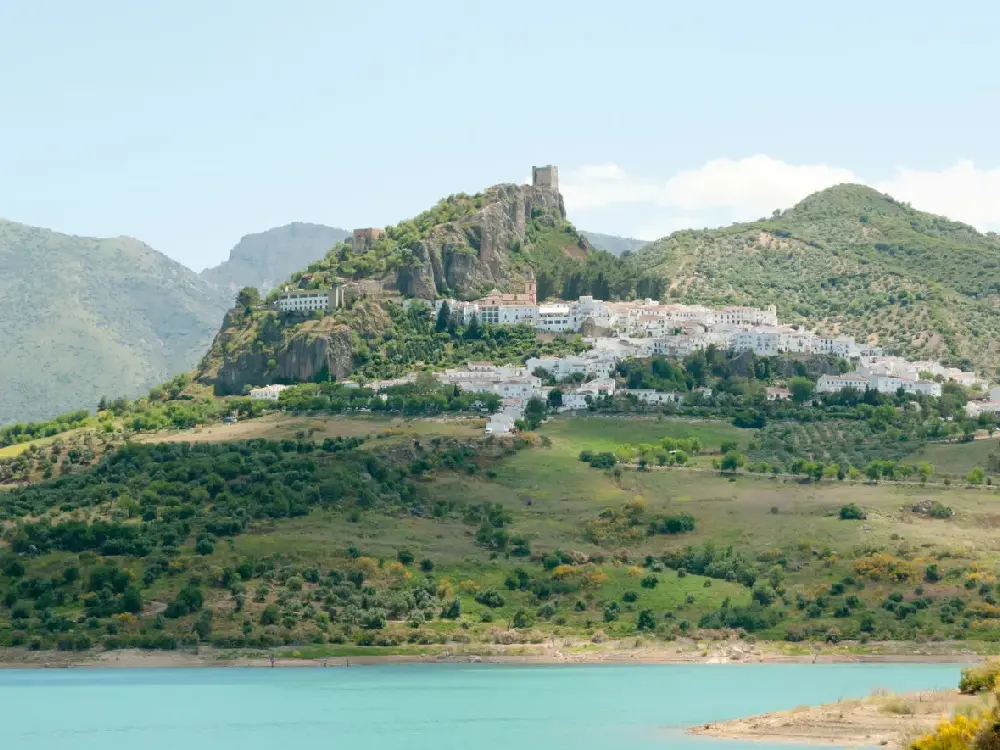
[632,184,1000,373]
[0,219,230,424]
[200,223,349,295]
[4,410,1000,658]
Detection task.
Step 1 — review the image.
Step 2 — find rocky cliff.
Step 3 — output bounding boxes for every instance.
[196,301,391,394]
[394,183,568,299]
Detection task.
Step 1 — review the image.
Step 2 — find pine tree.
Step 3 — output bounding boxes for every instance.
[435,301,450,332]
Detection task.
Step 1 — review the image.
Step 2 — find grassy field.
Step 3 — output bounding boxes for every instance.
[8,413,1000,653]
[0,430,79,458]
[139,413,484,445]
[905,438,999,479]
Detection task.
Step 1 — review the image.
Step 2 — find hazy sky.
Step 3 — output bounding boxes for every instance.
[2,1,999,270]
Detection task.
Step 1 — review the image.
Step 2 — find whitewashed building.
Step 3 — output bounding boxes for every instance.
[276,288,342,313]
[249,384,291,401]
[621,389,684,405]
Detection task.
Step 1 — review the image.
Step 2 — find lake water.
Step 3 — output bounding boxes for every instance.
[0,663,962,750]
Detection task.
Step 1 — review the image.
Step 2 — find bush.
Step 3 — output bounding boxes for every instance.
[640,574,658,589]
[637,609,656,631]
[512,609,533,629]
[474,588,506,608]
[839,503,866,520]
[648,514,696,535]
[441,598,461,619]
[260,604,279,626]
[959,660,1000,694]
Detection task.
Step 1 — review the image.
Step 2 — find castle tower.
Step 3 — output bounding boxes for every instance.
[350,227,384,254]
[524,269,536,304]
[532,165,559,192]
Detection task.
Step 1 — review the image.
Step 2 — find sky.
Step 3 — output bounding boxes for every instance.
[2,0,1000,271]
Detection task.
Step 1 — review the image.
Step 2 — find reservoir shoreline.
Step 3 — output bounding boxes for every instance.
[0,639,983,670]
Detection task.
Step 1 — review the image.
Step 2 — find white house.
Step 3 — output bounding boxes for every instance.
[495,376,543,400]
[902,380,943,397]
[249,384,291,401]
[276,288,341,313]
[536,304,573,332]
[559,390,591,411]
[766,387,792,401]
[525,354,615,380]
[967,401,1000,418]
[816,374,871,393]
[485,413,516,435]
[621,389,683,405]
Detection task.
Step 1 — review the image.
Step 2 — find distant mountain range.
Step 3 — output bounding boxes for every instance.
[0,220,351,424]
[0,219,230,424]
[200,223,349,295]
[580,231,649,256]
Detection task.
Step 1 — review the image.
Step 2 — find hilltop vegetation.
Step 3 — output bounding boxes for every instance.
[280,184,663,302]
[633,184,1000,372]
[0,219,230,425]
[195,180,661,395]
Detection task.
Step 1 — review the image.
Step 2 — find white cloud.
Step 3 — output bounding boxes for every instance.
[562,156,1000,240]
[660,156,859,218]
[561,156,859,221]
[875,160,1000,231]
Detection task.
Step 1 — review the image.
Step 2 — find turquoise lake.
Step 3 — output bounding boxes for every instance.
[0,663,962,749]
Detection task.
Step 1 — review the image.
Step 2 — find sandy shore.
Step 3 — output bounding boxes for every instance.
[0,639,985,670]
[689,689,985,748]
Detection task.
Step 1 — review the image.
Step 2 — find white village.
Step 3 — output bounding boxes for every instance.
[253,273,992,435]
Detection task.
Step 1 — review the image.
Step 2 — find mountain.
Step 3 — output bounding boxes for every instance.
[580,231,649,256]
[0,219,230,424]
[632,184,1000,372]
[196,175,663,394]
[200,223,349,296]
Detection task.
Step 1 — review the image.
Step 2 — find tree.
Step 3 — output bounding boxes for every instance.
[917,461,934,484]
[637,609,657,631]
[236,286,261,310]
[547,388,563,409]
[967,467,986,485]
[720,452,745,473]
[788,377,815,404]
[464,314,481,340]
[523,397,547,429]
[435,301,450,332]
[441,598,462,619]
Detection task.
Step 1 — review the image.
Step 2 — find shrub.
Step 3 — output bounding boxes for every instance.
[637,609,656,631]
[640,574,658,589]
[396,549,415,565]
[959,660,1000,694]
[474,588,506,609]
[839,503,866,520]
[441,598,461,619]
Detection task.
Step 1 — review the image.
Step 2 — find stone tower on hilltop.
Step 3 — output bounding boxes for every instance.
[532,165,559,192]
[350,227,384,254]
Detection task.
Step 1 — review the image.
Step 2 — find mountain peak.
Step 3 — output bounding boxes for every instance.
[200,224,349,294]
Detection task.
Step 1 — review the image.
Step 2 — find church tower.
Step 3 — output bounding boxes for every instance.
[525,269,537,304]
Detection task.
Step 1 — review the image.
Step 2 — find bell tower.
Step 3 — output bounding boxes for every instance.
[525,269,537,304]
